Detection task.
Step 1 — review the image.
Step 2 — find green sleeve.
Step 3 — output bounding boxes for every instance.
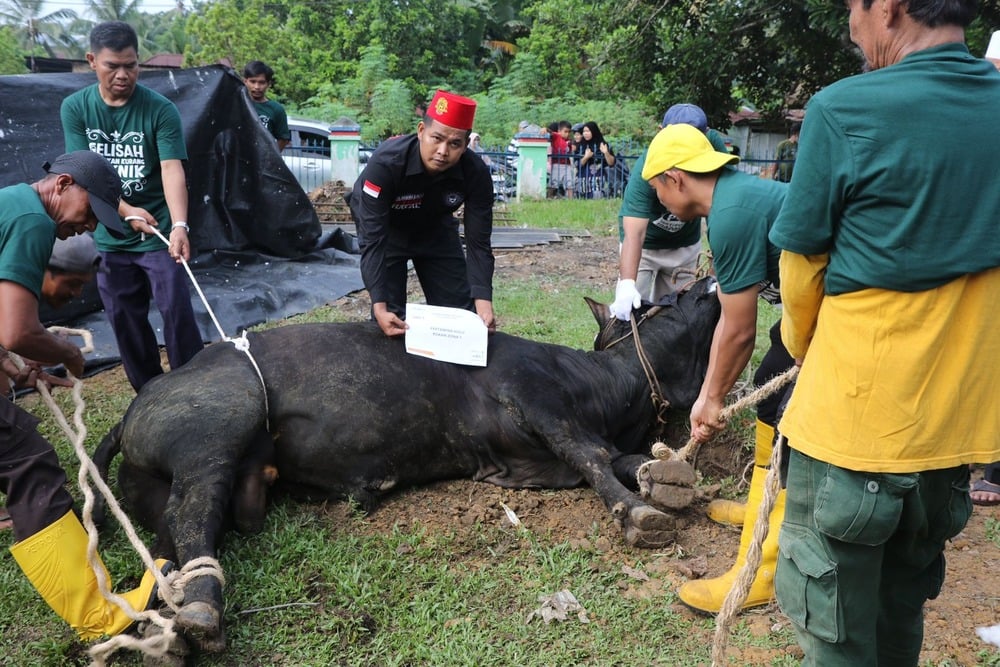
[60,93,89,152]
[272,104,290,141]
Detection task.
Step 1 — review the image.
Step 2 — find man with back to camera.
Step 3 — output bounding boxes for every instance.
[348,89,496,337]
[60,20,203,392]
[243,60,291,152]
[767,122,800,182]
[768,0,1000,663]
[0,150,170,639]
[611,103,730,320]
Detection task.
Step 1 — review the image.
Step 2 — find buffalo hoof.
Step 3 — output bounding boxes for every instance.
[618,503,677,548]
[638,460,697,511]
[176,601,227,653]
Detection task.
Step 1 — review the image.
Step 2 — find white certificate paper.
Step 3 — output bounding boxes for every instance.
[405,303,488,367]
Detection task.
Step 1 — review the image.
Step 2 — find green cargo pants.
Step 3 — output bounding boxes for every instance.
[775,448,971,666]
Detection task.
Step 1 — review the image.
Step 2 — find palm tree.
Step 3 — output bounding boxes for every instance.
[84,0,146,22]
[484,0,528,78]
[0,0,78,60]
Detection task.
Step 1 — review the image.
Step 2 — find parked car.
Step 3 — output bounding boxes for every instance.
[283,117,334,192]
[283,117,373,192]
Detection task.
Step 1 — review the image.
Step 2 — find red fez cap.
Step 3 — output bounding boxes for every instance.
[427,90,476,131]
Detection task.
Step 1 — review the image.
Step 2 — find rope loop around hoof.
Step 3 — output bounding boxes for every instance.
[168,557,227,604]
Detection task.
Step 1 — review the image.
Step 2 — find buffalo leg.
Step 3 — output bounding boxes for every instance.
[541,428,677,548]
[167,465,239,653]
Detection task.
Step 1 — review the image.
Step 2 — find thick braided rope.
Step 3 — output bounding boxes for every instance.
[633,365,798,664]
[710,433,786,666]
[647,365,799,464]
[8,328,224,666]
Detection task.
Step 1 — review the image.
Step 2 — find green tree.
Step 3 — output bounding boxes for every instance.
[144,9,191,56]
[514,0,599,99]
[0,25,27,72]
[85,0,144,22]
[186,0,350,103]
[362,78,417,140]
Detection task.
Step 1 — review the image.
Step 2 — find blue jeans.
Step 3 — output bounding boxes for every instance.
[775,448,971,666]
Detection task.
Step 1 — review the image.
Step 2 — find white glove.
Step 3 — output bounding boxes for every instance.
[610,279,642,321]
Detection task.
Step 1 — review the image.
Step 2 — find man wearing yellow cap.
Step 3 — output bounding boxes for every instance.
[349,89,496,337]
[641,122,792,614]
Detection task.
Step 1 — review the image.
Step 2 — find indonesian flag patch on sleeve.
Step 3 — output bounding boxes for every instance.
[362,180,381,198]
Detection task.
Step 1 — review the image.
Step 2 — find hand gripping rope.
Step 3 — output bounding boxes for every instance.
[5,331,222,666]
[634,359,798,667]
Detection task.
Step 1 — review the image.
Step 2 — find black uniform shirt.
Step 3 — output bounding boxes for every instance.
[349,133,495,305]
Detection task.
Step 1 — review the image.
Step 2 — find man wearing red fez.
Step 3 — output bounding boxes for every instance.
[348,89,496,337]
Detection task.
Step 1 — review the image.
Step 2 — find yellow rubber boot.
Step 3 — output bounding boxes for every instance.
[10,510,170,640]
[705,498,745,526]
[679,420,784,614]
[705,420,775,526]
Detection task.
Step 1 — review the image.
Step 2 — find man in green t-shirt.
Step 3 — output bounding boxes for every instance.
[61,20,203,392]
[641,123,793,616]
[767,122,800,183]
[1,150,171,640]
[768,1,1000,663]
[243,60,291,152]
[611,103,730,321]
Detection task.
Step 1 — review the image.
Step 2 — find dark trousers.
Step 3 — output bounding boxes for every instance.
[753,319,795,428]
[382,220,473,318]
[0,398,73,541]
[98,249,204,391]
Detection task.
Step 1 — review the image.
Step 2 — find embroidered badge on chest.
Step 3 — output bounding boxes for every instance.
[392,193,423,210]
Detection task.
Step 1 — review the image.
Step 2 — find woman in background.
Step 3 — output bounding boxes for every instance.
[577,121,616,198]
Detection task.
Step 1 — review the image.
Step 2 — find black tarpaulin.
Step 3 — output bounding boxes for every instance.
[0,65,363,372]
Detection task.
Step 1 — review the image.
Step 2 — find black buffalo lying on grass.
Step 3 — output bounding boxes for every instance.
[93,276,720,653]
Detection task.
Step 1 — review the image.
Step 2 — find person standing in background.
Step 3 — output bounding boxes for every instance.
[548,120,575,199]
[578,121,615,198]
[768,122,800,182]
[243,60,291,152]
[612,103,728,319]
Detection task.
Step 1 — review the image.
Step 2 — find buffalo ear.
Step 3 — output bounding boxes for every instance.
[584,296,612,326]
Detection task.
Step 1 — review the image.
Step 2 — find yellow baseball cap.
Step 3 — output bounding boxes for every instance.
[641,123,739,180]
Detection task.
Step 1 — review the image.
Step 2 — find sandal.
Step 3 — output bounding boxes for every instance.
[971,478,1000,506]
[0,506,11,531]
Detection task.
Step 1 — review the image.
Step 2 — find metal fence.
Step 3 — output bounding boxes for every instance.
[311,141,792,200]
[472,147,638,201]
